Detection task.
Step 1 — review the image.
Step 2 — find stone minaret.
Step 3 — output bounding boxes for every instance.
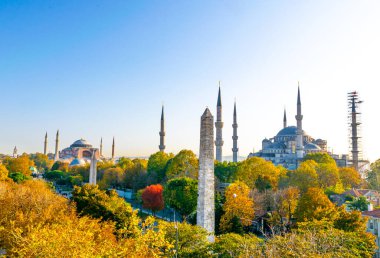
[197,108,215,242]
[283,108,287,128]
[295,85,304,159]
[13,146,18,158]
[89,150,97,185]
[232,101,238,163]
[111,137,115,160]
[54,130,60,161]
[215,85,224,162]
[44,132,48,155]
[100,137,103,157]
[159,105,166,152]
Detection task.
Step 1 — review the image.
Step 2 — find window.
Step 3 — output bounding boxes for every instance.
[370,222,374,229]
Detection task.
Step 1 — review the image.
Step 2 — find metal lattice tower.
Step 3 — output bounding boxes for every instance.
[347,91,363,171]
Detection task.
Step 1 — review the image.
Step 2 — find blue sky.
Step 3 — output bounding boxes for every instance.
[1,1,379,161]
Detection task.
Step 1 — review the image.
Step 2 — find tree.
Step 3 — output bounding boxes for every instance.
[71,184,139,237]
[8,172,31,183]
[367,159,380,190]
[236,157,283,191]
[295,187,336,222]
[164,177,198,221]
[212,233,262,257]
[147,151,173,183]
[30,153,53,171]
[0,163,9,181]
[142,184,165,215]
[165,150,198,180]
[334,207,367,232]
[339,167,361,188]
[279,187,300,223]
[316,162,340,189]
[123,159,148,191]
[220,181,254,233]
[51,161,69,172]
[288,160,318,192]
[3,154,34,175]
[304,152,336,165]
[348,196,370,211]
[98,167,124,189]
[215,161,238,183]
[162,221,210,257]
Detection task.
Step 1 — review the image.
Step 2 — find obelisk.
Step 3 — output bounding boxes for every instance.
[197,108,215,242]
[89,150,97,185]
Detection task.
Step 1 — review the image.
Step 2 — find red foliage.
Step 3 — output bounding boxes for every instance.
[141,184,164,213]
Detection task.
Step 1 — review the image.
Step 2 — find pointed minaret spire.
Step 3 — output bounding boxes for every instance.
[215,82,224,162]
[283,108,287,128]
[100,137,103,157]
[111,137,115,160]
[295,83,304,159]
[13,146,18,158]
[159,105,166,152]
[232,100,238,162]
[44,132,48,155]
[54,130,59,161]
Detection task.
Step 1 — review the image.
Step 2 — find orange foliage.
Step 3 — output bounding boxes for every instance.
[142,184,165,214]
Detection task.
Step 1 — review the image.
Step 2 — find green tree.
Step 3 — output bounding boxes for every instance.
[98,167,124,189]
[339,167,361,189]
[8,172,31,183]
[123,158,148,191]
[348,196,370,211]
[165,150,198,180]
[30,153,53,171]
[215,161,238,183]
[71,184,139,237]
[212,233,262,257]
[147,151,173,183]
[164,177,198,221]
[334,207,367,232]
[51,161,69,172]
[236,157,283,191]
[304,152,336,165]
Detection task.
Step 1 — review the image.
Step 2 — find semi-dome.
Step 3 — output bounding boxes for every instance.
[70,138,93,148]
[69,158,86,167]
[304,143,321,150]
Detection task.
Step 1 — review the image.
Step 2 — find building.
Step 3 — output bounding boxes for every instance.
[248,86,332,170]
[362,208,380,258]
[58,138,100,166]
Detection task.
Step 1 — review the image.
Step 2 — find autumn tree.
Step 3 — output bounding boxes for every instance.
[30,153,53,171]
[147,151,173,183]
[279,187,300,223]
[334,207,367,232]
[303,152,336,165]
[316,162,340,188]
[0,163,9,181]
[295,187,336,222]
[165,150,198,180]
[288,160,318,192]
[339,167,361,188]
[98,167,124,189]
[212,233,262,257]
[71,184,139,237]
[164,177,198,221]
[236,157,283,191]
[3,154,34,175]
[142,184,165,215]
[220,181,254,233]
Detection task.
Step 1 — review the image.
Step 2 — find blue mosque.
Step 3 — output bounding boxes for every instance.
[248,87,335,170]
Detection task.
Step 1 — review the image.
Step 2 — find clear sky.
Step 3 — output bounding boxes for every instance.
[1,1,379,161]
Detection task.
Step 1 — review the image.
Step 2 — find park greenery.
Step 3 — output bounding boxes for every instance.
[0,150,380,256]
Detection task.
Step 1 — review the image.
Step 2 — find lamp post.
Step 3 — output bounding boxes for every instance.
[174,209,179,258]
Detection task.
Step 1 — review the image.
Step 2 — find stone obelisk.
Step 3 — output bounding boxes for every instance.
[197,108,215,242]
[89,150,97,185]
[54,130,59,161]
[44,132,48,155]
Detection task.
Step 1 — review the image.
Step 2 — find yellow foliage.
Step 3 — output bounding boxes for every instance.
[220,181,254,232]
[0,163,9,181]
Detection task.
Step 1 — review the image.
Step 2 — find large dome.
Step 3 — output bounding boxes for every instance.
[70,138,93,148]
[276,126,297,136]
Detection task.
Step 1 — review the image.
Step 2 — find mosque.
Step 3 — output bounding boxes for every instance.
[248,86,346,169]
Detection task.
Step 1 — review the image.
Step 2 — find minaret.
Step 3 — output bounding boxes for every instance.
[197,108,215,242]
[111,137,115,160]
[54,130,59,161]
[44,132,48,155]
[283,108,287,128]
[295,84,304,159]
[232,101,238,162]
[159,105,166,152]
[13,146,18,158]
[100,137,103,157]
[89,150,97,185]
[215,84,224,162]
